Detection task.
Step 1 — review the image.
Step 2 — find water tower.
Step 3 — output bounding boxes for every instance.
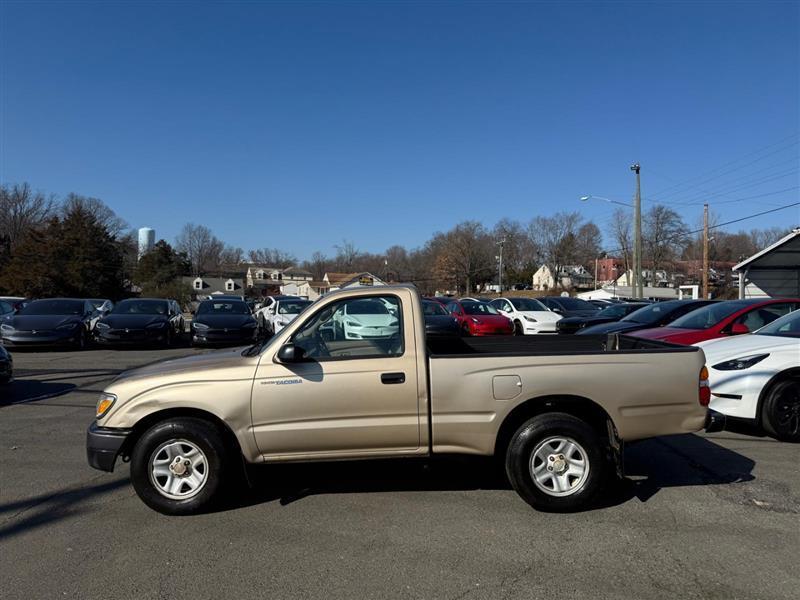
[137,227,155,259]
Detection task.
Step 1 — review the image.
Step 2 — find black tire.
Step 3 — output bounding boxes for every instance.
[513,320,524,336]
[130,417,233,515]
[73,329,87,351]
[761,379,800,443]
[165,328,174,348]
[505,412,609,512]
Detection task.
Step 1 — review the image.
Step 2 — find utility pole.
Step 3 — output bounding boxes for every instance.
[702,203,709,299]
[631,163,643,299]
[497,237,506,292]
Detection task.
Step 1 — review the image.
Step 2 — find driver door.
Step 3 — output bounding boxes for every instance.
[250,293,422,459]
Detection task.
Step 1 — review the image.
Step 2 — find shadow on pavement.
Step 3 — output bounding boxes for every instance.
[0,380,77,406]
[623,434,756,503]
[220,433,756,513]
[0,478,129,541]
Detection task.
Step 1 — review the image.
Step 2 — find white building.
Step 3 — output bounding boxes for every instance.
[137,227,155,259]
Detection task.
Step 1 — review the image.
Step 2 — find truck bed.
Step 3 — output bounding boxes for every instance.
[426,333,699,357]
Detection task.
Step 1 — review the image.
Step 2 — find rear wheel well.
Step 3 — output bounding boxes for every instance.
[119,408,242,462]
[756,368,800,426]
[494,395,614,458]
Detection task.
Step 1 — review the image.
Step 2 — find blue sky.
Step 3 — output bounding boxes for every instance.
[1,1,798,259]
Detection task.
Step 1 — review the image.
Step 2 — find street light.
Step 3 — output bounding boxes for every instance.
[580,195,633,208]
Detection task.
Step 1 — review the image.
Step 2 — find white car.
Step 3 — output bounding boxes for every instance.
[254,295,301,330]
[698,309,800,442]
[489,297,562,334]
[266,298,313,336]
[331,297,400,340]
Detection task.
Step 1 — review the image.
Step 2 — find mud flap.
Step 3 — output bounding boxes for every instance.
[606,419,624,478]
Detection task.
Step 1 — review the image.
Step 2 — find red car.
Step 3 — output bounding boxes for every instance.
[631,298,800,345]
[444,299,514,336]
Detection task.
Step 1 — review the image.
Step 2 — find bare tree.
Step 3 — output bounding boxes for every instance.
[643,204,687,285]
[0,183,56,251]
[248,248,297,268]
[607,208,633,279]
[302,251,330,280]
[431,221,493,293]
[175,223,224,275]
[333,239,360,270]
[527,212,583,288]
[62,193,128,238]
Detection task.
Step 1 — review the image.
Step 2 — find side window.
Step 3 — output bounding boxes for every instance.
[446,302,458,314]
[291,296,403,360]
[736,303,795,331]
[502,300,513,312]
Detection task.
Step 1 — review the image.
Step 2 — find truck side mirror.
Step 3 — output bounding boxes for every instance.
[277,343,305,363]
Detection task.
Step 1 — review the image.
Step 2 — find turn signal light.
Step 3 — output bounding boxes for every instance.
[96,393,117,418]
[699,366,710,407]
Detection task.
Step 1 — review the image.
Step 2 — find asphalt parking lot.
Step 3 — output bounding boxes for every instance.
[1,347,798,600]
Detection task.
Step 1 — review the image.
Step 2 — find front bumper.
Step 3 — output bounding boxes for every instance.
[523,322,558,334]
[1,330,79,347]
[94,328,167,345]
[86,421,132,472]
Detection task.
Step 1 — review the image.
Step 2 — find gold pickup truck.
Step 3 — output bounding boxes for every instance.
[87,285,721,515]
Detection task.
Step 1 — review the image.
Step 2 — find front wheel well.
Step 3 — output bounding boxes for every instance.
[119,408,243,462]
[756,368,800,426]
[494,395,614,458]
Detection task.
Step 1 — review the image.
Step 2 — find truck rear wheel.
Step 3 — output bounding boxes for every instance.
[505,412,608,512]
[130,417,232,515]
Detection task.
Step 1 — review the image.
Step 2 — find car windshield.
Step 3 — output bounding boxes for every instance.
[621,301,682,325]
[19,300,85,316]
[462,301,499,315]
[668,301,751,330]
[510,298,548,311]
[278,300,312,314]
[755,310,800,338]
[112,300,168,315]
[553,297,598,311]
[597,304,633,318]
[348,300,389,315]
[197,301,250,315]
[0,300,13,315]
[423,301,448,316]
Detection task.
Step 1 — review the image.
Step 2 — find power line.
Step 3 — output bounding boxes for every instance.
[646,133,799,201]
[598,201,800,256]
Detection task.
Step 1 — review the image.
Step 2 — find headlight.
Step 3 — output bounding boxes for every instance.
[242,321,257,329]
[96,393,117,418]
[192,322,209,330]
[95,322,110,330]
[146,321,167,329]
[712,353,770,371]
[0,324,15,333]
[523,315,537,322]
[56,322,79,330]
[471,318,480,324]
[346,321,362,327]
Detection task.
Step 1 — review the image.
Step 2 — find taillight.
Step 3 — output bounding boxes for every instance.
[699,366,710,407]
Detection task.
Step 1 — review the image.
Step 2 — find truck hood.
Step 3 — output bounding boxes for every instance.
[114,347,255,383]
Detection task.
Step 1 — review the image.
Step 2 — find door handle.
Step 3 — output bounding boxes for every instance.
[381,372,406,385]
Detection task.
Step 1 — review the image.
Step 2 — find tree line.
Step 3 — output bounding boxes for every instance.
[0,181,790,300]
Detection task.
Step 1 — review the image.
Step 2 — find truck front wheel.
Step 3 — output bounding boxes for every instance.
[130,417,232,515]
[505,413,609,512]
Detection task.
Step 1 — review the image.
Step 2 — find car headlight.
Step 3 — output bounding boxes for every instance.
[712,353,770,371]
[95,322,110,330]
[146,321,167,329]
[192,322,209,331]
[242,321,257,329]
[1,324,15,333]
[523,315,537,322]
[346,321,362,327]
[471,318,480,324]
[56,322,79,330]
[96,393,117,419]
